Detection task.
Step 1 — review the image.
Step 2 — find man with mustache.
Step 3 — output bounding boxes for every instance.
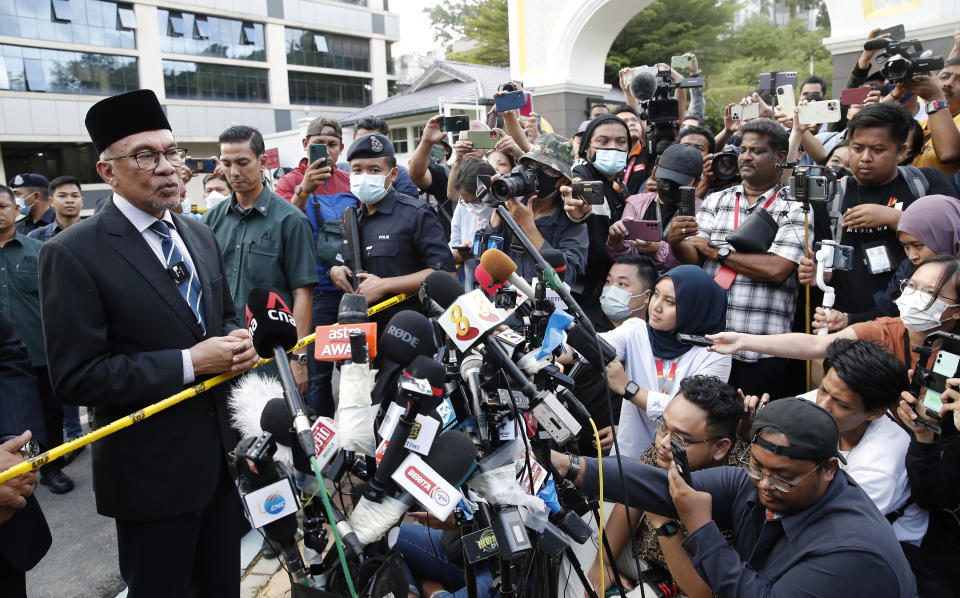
[38,90,259,597]
[670,118,810,399]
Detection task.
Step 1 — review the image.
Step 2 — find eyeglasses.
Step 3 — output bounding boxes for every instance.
[899,279,959,303]
[654,416,720,448]
[104,148,188,171]
[738,457,821,493]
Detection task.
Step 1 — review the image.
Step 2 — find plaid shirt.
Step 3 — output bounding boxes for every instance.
[696,184,812,362]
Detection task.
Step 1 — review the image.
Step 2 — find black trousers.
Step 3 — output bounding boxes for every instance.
[729,356,791,400]
[34,366,64,474]
[115,461,242,598]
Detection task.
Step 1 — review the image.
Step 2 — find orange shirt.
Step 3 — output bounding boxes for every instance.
[912,112,960,175]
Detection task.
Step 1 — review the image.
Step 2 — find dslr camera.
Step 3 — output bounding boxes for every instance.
[711,144,741,182]
[867,38,944,83]
[488,165,537,204]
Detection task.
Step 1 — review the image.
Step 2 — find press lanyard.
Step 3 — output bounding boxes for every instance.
[655,359,677,393]
[733,190,779,230]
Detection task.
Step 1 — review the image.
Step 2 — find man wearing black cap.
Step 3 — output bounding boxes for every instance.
[328,133,454,327]
[552,396,917,597]
[38,89,259,597]
[8,174,55,236]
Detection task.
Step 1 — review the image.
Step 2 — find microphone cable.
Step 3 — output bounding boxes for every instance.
[588,416,605,598]
[310,455,359,598]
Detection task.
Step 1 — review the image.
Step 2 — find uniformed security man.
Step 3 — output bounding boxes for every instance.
[328,134,454,328]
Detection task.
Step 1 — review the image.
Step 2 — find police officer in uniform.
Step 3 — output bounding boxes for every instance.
[328,134,454,329]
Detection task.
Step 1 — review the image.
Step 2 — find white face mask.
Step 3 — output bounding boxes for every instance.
[350,173,389,205]
[896,290,952,332]
[462,201,492,218]
[205,190,229,208]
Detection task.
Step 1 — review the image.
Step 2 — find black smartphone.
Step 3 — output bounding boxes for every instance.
[442,115,470,133]
[572,181,604,204]
[495,90,527,112]
[185,158,217,174]
[670,439,693,484]
[677,332,714,347]
[679,186,696,216]
[877,24,905,41]
[309,143,327,165]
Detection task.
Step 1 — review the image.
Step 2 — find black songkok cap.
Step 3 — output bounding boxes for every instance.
[85,89,172,154]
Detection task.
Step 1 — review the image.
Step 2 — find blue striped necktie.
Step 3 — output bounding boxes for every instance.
[148,220,205,334]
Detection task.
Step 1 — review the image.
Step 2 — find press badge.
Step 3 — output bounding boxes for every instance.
[864,243,892,275]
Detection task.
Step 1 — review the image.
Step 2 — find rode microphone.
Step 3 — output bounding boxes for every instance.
[629,69,658,102]
[372,310,438,405]
[348,430,477,545]
[245,288,315,471]
[480,249,536,300]
[367,355,445,501]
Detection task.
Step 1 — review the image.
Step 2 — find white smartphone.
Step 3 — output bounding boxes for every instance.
[798,99,841,125]
[731,104,759,121]
[776,84,796,115]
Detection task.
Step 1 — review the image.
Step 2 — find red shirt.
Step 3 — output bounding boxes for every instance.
[276,157,351,209]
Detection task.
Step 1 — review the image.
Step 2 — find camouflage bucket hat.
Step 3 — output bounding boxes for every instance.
[520,133,574,181]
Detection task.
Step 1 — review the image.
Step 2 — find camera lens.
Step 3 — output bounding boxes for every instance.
[712,152,739,181]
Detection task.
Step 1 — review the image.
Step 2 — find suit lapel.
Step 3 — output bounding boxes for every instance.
[102,201,205,340]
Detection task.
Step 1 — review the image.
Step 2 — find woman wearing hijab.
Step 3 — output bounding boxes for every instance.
[590,265,731,457]
[814,194,960,331]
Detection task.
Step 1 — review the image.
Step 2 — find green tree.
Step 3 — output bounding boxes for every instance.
[604,0,738,83]
[423,0,509,66]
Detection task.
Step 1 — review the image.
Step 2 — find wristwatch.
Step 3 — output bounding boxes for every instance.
[564,453,582,482]
[926,100,949,115]
[624,381,641,399]
[653,520,680,538]
[290,353,308,365]
[293,185,310,200]
[717,246,731,264]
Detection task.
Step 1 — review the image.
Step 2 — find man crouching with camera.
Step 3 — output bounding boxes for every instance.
[482,133,588,286]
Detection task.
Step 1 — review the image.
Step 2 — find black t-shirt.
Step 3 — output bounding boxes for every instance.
[642,199,680,227]
[832,168,956,313]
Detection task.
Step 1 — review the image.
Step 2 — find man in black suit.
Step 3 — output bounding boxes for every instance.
[0,311,51,598]
[38,89,259,597]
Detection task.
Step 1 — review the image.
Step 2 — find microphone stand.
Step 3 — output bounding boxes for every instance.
[493,204,596,336]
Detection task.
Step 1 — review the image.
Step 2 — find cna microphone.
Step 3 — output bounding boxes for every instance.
[348,430,477,545]
[245,287,315,472]
[480,249,536,301]
[367,355,445,501]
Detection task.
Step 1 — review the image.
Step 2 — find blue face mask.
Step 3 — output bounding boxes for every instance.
[350,173,389,205]
[16,193,31,215]
[592,148,628,175]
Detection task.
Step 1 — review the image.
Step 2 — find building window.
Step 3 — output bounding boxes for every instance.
[0,0,136,48]
[386,42,394,76]
[287,71,370,107]
[2,142,102,186]
[167,11,184,37]
[285,28,370,72]
[163,59,268,103]
[117,5,135,29]
[389,127,408,154]
[51,0,71,22]
[0,44,138,95]
[157,10,264,61]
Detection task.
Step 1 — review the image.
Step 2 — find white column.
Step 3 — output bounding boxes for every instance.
[134,3,164,98]
[264,22,290,107]
[370,38,387,104]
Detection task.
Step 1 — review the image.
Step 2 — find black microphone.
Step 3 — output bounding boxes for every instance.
[629,69,658,102]
[565,321,617,371]
[371,310,438,405]
[541,248,567,281]
[864,37,892,51]
[245,288,315,472]
[348,430,477,545]
[337,293,368,324]
[367,354,446,501]
[421,270,464,316]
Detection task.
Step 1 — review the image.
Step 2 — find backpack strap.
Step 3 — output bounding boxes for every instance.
[898,165,929,199]
[831,176,849,241]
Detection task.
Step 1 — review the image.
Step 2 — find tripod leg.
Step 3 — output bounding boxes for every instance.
[563,547,599,598]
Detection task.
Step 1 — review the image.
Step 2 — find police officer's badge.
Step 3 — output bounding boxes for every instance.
[12,175,23,186]
[371,136,383,153]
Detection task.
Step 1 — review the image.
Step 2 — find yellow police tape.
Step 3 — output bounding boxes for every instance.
[0,293,408,484]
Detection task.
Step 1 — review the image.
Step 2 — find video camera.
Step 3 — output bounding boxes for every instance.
[866,38,945,83]
[641,65,704,158]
